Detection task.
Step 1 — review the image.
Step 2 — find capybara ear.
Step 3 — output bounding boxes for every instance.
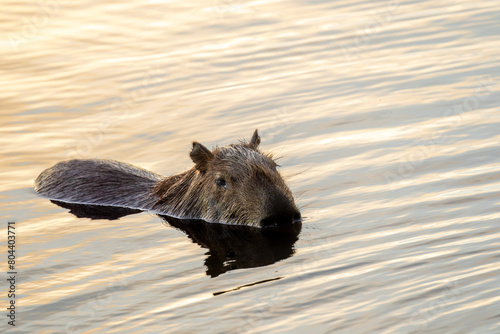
[249,129,261,149]
[190,142,214,171]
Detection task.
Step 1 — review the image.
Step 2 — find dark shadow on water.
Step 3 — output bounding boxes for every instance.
[161,215,301,277]
[50,200,301,277]
[52,200,142,220]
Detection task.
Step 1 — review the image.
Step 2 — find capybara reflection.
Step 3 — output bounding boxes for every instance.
[35,130,301,228]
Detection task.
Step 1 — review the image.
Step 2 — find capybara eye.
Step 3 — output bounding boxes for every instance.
[215,177,227,188]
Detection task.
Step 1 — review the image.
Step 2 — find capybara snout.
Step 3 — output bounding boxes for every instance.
[260,190,302,228]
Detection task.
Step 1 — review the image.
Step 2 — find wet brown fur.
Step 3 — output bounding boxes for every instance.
[35,130,300,227]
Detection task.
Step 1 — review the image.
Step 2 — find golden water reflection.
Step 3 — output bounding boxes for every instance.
[1,0,500,333]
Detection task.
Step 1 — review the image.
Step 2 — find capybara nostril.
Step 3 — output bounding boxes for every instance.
[261,209,301,228]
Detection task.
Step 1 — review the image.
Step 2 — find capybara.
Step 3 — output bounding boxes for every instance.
[35,130,301,228]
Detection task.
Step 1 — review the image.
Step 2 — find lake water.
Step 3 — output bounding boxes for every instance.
[1,0,500,333]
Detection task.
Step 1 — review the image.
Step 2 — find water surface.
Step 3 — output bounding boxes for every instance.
[1,0,500,333]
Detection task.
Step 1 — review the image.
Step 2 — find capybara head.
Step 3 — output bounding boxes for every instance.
[154,130,301,228]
